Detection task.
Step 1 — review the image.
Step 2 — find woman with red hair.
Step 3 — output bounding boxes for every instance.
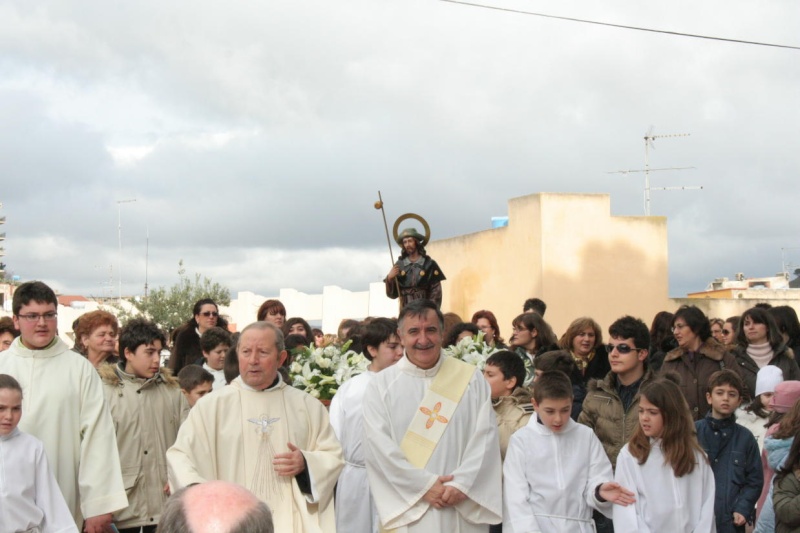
[471,310,506,348]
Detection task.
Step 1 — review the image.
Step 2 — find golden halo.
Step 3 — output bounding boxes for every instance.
[392,213,431,246]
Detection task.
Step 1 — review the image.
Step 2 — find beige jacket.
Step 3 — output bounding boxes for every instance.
[100,363,189,529]
[493,387,534,460]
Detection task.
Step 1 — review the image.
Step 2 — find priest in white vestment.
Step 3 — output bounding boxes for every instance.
[167,321,344,533]
[363,300,503,533]
[0,282,128,533]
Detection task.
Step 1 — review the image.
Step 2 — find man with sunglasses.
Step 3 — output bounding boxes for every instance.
[578,316,653,533]
[0,281,128,532]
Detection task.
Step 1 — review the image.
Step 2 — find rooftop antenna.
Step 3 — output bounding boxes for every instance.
[608,127,701,215]
[781,247,800,279]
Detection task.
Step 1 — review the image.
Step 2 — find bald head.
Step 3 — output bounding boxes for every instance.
[157,481,273,533]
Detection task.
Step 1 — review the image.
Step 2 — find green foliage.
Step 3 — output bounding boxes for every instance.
[113,260,230,333]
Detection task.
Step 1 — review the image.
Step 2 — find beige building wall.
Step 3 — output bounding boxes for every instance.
[427,193,672,337]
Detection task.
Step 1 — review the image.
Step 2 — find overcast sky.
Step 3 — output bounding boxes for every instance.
[2,0,798,302]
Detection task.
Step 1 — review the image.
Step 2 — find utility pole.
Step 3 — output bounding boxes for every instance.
[116,198,137,299]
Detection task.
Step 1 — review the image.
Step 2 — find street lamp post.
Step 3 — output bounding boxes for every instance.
[117,198,137,299]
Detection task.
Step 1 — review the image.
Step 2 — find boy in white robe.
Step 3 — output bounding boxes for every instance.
[329,317,403,533]
[0,281,127,533]
[503,371,635,533]
[0,373,77,533]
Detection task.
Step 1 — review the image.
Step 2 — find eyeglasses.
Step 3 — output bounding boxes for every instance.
[200,311,219,317]
[605,343,641,354]
[17,312,58,323]
[671,323,688,332]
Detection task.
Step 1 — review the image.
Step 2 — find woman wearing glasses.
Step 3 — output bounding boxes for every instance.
[509,312,558,386]
[660,305,740,420]
[169,298,228,374]
[731,306,800,401]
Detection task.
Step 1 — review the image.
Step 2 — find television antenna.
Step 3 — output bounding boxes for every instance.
[608,128,701,215]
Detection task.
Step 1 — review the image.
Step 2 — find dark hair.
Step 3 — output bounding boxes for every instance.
[284,334,308,355]
[755,303,773,310]
[533,350,582,384]
[523,298,547,315]
[312,328,323,338]
[282,317,314,346]
[610,315,651,351]
[0,373,22,394]
[224,343,240,385]
[0,316,19,338]
[511,313,558,351]
[200,327,232,353]
[628,375,705,477]
[485,351,526,391]
[770,306,800,346]
[737,307,785,349]
[119,318,167,362]
[157,485,274,533]
[777,432,800,483]
[177,365,214,391]
[673,305,711,342]
[362,318,399,359]
[12,281,58,315]
[471,310,505,345]
[532,370,573,403]
[73,310,119,354]
[650,311,675,351]
[398,299,444,332]
[706,369,744,396]
[187,299,228,330]
[444,322,479,348]
[725,316,741,335]
[398,238,426,259]
[337,319,360,340]
[256,299,286,322]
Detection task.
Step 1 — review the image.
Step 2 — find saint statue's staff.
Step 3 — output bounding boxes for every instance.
[374,191,403,311]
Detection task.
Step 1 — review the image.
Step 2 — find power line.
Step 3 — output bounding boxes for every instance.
[439,0,800,51]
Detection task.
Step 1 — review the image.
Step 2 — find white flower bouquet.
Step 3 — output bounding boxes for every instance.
[288,340,369,401]
[443,331,502,370]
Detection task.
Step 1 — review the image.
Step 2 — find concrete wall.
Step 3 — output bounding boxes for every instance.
[427,193,672,338]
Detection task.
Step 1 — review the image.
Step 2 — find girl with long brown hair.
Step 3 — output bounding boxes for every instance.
[613,376,715,532]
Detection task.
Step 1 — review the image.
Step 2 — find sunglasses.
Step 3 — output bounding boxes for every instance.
[200,311,219,317]
[605,343,641,354]
[722,329,731,335]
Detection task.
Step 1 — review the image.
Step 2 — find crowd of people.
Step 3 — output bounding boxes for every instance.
[5,279,800,533]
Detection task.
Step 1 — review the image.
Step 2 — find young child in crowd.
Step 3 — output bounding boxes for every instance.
[695,370,762,533]
[773,433,800,532]
[99,318,190,533]
[0,373,77,533]
[178,365,215,408]
[613,375,716,533]
[199,326,231,390]
[756,380,800,526]
[484,350,534,460]
[532,350,586,420]
[503,371,635,533]
[329,318,403,533]
[737,365,783,452]
[755,386,800,532]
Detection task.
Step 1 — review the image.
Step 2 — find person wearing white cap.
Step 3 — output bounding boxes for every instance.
[737,365,784,452]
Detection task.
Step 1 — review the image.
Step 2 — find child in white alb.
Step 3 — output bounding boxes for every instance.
[0,373,77,533]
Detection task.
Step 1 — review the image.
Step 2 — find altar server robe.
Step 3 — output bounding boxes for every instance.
[167,376,344,533]
[363,354,502,533]
[613,441,716,533]
[0,337,127,525]
[0,428,78,533]
[329,370,378,533]
[503,416,613,533]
